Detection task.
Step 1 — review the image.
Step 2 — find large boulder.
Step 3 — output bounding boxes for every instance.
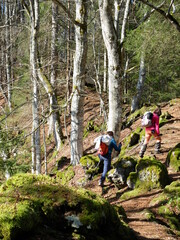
[127,157,169,190]
[108,156,137,188]
[0,173,137,240]
[166,143,180,172]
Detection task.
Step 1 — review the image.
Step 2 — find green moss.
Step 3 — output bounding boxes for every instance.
[141,209,156,221]
[120,187,147,201]
[83,120,94,138]
[120,128,144,157]
[56,166,75,185]
[159,111,172,127]
[83,121,103,138]
[127,158,169,191]
[80,155,99,169]
[0,173,136,240]
[166,143,180,172]
[114,156,137,169]
[158,205,174,215]
[150,180,180,234]
[72,232,86,239]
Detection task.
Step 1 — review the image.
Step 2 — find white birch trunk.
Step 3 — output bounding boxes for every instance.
[103,48,107,92]
[99,0,122,141]
[131,52,145,112]
[114,0,121,38]
[48,1,57,135]
[70,0,88,165]
[120,0,131,44]
[29,0,41,174]
[48,2,63,150]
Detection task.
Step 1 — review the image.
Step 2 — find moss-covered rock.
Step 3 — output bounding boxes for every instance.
[128,133,140,147]
[127,157,169,190]
[79,155,101,180]
[108,156,137,188]
[120,128,143,157]
[56,165,75,185]
[150,180,180,234]
[166,143,180,172]
[159,111,172,127]
[0,173,136,240]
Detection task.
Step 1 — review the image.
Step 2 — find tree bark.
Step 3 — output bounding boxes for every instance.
[120,0,131,44]
[70,0,88,165]
[37,69,64,149]
[28,0,41,175]
[131,52,145,112]
[48,1,63,150]
[98,0,122,141]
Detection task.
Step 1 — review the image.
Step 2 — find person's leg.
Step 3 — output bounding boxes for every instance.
[99,157,109,186]
[139,130,152,158]
[154,133,161,153]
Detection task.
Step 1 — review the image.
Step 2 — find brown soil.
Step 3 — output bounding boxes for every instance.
[48,90,180,240]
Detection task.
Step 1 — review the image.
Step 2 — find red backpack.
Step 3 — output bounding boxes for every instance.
[98,141,109,156]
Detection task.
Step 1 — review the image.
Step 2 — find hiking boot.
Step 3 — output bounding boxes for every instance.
[98,180,104,187]
[139,144,147,158]
[155,142,161,154]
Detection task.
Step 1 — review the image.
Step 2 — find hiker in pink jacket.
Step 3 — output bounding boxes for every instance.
[139,108,162,158]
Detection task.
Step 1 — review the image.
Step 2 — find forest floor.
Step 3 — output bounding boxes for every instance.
[48,89,180,240]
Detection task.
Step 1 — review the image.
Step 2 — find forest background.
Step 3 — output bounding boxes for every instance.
[0,0,180,182]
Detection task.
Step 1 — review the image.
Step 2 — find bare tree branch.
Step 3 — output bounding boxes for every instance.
[168,0,175,14]
[139,0,180,32]
[52,0,86,29]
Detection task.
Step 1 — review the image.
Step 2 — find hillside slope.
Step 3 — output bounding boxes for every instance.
[54,94,180,240]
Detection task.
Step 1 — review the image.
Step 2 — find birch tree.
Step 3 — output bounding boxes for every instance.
[98,0,122,141]
[22,0,41,174]
[48,1,64,150]
[131,52,145,112]
[70,0,88,165]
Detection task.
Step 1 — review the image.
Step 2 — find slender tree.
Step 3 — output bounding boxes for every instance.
[70,0,88,165]
[48,1,64,150]
[22,0,41,174]
[131,52,145,112]
[98,0,122,141]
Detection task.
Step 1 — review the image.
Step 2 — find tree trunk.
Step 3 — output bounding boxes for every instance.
[37,69,64,149]
[98,0,122,141]
[66,0,71,115]
[48,1,63,150]
[114,0,121,38]
[29,0,41,174]
[70,0,88,165]
[120,0,131,44]
[131,52,145,112]
[103,48,108,92]
[48,1,58,135]
[5,0,12,110]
